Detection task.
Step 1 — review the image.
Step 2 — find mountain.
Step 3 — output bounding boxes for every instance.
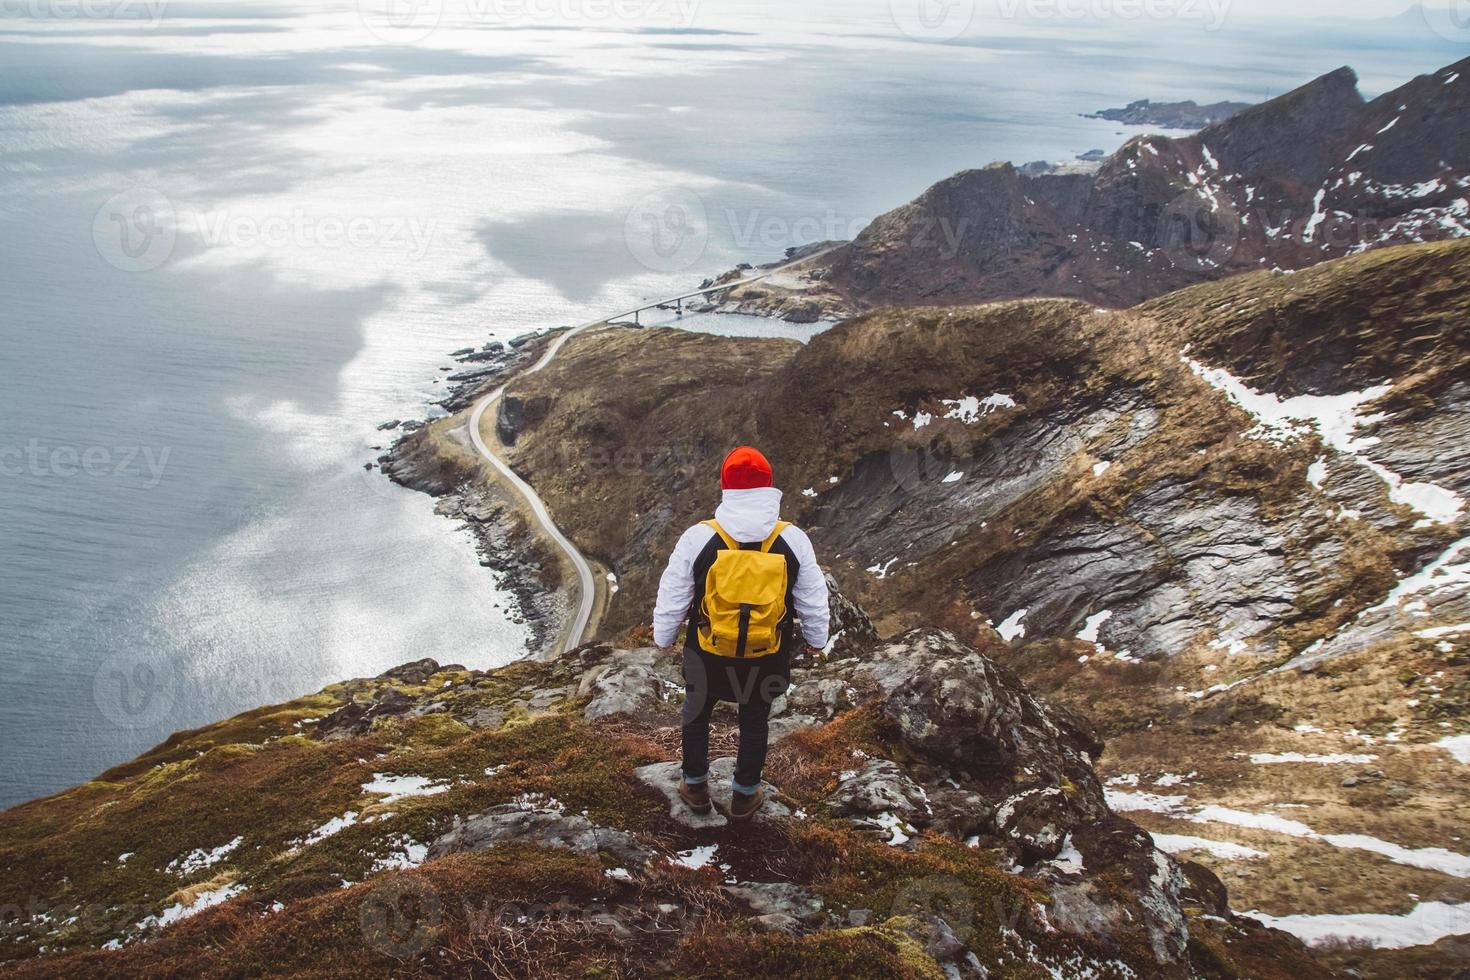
[1084,98,1252,129]
[472,239,1470,975]
[723,57,1469,318]
[0,627,1327,978]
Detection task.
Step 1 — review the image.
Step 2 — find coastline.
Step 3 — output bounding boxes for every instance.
[375,253,839,655]
[376,331,569,657]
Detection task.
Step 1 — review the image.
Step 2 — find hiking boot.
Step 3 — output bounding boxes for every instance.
[678,779,711,814]
[728,787,765,822]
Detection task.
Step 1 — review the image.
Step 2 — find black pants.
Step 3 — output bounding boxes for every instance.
[680,646,790,792]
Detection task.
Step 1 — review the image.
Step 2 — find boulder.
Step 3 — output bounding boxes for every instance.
[851,629,1107,859]
[823,758,930,822]
[430,803,654,869]
[723,882,825,925]
[579,648,681,720]
[820,575,880,660]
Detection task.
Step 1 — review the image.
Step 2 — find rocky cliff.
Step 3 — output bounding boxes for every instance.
[0,618,1326,979]
[722,57,1469,317]
[481,239,1470,976]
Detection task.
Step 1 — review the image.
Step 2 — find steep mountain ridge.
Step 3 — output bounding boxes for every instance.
[504,240,1468,662]
[724,57,1469,316]
[485,239,1470,972]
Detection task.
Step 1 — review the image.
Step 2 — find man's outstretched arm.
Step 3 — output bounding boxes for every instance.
[652,525,705,648]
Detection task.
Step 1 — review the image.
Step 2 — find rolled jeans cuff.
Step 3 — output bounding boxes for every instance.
[682,771,708,785]
[732,778,760,795]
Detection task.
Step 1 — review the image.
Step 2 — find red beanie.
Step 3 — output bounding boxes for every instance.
[721,446,773,490]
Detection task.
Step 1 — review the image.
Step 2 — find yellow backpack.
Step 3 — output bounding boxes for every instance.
[696,519,791,658]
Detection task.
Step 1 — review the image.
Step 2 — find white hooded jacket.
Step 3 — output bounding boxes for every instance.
[652,486,830,650]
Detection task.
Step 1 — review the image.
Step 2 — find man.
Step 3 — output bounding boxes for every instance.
[652,445,830,821]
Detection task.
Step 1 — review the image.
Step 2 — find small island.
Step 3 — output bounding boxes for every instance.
[1085,96,1252,129]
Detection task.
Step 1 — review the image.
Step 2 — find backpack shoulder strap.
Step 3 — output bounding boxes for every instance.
[759,521,791,553]
[703,519,738,551]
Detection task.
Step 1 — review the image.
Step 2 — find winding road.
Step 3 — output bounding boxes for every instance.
[464,254,832,653]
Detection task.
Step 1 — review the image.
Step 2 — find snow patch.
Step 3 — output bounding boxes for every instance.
[369,835,429,872]
[1246,902,1470,950]
[1113,791,1470,877]
[1248,752,1376,765]
[1417,622,1470,639]
[996,608,1029,642]
[1436,735,1470,764]
[297,812,359,848]
[866,558,898,580]
[166,837,244,876]
[1183,355,1462,523]
[942,393,1017,423]
[672,844,719,869]
[873,811,915,846]
[1050,835,1085,873]
[137,883,246,932]
[361,773,450,804]
[1150,833,1267,861]
[1077,610,1113,645]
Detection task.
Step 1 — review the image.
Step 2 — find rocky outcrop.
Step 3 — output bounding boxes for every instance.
[1085,97,1251,129]
[430,802,655,868]
[722,57,1469,316]
[0,626,1333,979]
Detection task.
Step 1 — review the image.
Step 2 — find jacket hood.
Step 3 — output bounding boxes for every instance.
[713,486,783,543]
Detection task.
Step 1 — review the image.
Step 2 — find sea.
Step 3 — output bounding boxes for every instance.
[1,0,1462,806]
